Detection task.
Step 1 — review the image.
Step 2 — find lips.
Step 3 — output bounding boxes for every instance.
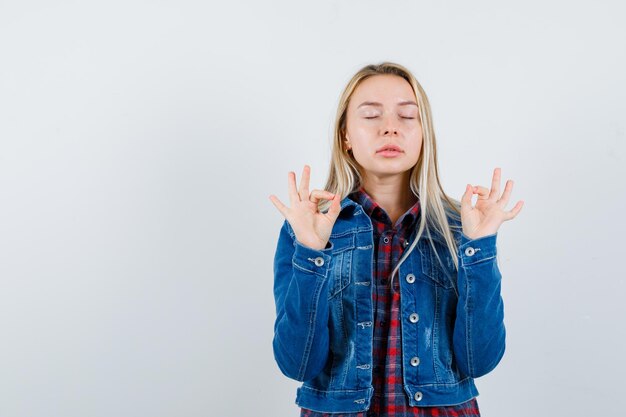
[376,144,403,153]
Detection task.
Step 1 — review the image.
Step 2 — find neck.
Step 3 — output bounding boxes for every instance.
[362,171,417,224]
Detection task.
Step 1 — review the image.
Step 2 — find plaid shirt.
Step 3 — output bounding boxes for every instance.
[301,186,481,417]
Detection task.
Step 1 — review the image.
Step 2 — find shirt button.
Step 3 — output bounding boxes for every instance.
[403,240,409,247]
[314,257,325,266]
[406,273,416,284]
[383,237,390,244]
[409,313,419,323]
[410,357,420,366]
[464,247,475,256]
[414,391,423,401]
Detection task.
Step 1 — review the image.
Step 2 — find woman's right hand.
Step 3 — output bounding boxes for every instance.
[269,165,342,250]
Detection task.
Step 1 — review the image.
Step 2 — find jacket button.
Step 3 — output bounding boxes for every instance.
[406,273,416,284]
[403,240,409,247]
[314,257,325,266]
[410,356,420,366]
[464,247,475,256]
[409,313,419,323]
[414,391,423,401]
[383,237,390,244]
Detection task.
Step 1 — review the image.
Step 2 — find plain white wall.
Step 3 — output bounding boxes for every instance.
[1,1,624,416]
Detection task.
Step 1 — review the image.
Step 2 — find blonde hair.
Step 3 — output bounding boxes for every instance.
[318,61,464,294]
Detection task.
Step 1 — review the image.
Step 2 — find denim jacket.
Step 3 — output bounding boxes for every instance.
[272,196,506,413]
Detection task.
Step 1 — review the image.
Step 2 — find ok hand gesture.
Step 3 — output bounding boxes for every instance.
[461,167,524,240]
[269,165,342,250]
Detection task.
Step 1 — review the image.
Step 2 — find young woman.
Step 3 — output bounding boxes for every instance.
[268,62,523,417]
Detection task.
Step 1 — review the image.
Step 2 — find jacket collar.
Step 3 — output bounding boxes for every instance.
[340,195,358,211]
[339,194,459,246]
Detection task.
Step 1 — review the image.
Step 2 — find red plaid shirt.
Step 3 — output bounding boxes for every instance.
[301,186,481,417]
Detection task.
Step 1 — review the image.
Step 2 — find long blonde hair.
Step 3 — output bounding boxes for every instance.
[318,61,464,294]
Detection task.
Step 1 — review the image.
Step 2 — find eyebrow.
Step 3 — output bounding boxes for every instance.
[357,100,418,109]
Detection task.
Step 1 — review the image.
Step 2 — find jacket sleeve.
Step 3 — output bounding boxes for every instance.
[272,219,334,382]
[453,231,506,378]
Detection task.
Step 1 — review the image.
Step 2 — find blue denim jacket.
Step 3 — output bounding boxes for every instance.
[272,196,506,413]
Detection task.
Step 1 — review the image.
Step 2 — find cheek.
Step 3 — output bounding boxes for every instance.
[408,125,423,144]
[411,121,423,135]
[349,119,374,132]
[346,124,375,142]
[409,133,424,157]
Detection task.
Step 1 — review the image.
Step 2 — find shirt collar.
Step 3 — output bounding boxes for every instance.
[348,186,420,229]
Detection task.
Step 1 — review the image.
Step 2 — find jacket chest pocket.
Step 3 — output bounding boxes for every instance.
[327,233,355,299]
[417,240,457,291]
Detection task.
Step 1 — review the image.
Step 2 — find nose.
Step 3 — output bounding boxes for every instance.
[381,114,399,136]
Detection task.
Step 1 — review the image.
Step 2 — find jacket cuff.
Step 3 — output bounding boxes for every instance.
[458,232,498,266]
[291,239,333,278]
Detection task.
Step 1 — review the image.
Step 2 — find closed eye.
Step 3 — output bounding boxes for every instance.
[364,116,416,120]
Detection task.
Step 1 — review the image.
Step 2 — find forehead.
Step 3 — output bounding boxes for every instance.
[350,74,416,108]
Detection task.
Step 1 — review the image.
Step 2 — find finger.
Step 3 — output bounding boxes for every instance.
[497,180,514,207]
[299,165,311,201]
[269,194,289,218]
[461,184,473,213]
[489,167,501,200]
[326,193,342,222]
[473,185,490,199]
[504,200,524,220]
[309,189,335,204]
[287,171,300,205]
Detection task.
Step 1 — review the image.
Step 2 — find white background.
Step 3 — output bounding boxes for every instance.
[1,1,624,416]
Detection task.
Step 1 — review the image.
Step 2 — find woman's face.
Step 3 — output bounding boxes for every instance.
[345,74,423,181]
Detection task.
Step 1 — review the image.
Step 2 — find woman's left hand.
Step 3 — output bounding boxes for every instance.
[461,167,524,240]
